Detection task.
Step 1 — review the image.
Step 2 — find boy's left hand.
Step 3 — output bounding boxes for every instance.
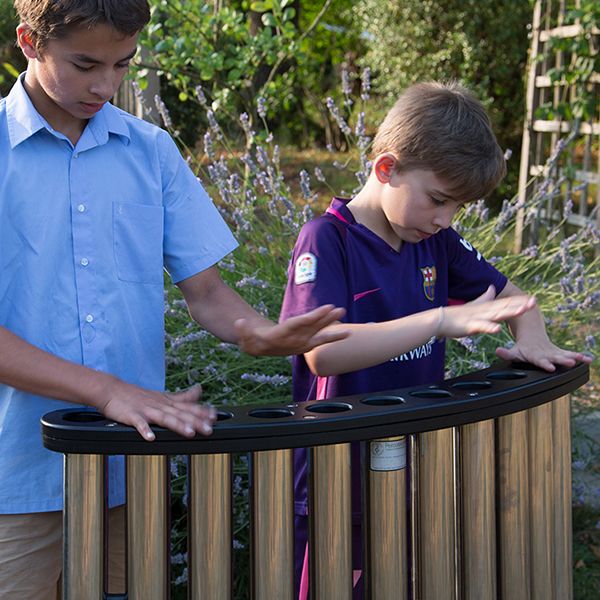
[495,337,593,372]
[234,304,349,356]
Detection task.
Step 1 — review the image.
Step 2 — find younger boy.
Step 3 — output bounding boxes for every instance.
[0,1,348,598]
[280,81,592,598]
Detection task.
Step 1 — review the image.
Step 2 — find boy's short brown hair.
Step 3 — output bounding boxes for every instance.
[372,81,506,202]
[14,0,150,47]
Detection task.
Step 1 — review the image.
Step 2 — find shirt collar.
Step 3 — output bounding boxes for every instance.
[6,74,131,149]
[327,197,356,225]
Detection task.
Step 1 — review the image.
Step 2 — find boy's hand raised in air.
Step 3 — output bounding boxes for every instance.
[234,304,348,356]
[438,285,537,338]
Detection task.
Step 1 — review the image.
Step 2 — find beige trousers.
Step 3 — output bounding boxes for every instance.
[0,506,126,600]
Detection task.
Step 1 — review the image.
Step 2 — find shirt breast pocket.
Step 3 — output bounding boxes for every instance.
[113,202,164,284]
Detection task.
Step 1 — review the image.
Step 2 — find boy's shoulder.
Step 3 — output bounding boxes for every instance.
[298,210,349,245]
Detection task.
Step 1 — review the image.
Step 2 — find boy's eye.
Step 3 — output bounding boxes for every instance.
[73,63,93,72]
[430,196,446,206]
[116,62,130,70]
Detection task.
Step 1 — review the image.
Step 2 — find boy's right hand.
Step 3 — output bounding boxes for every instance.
[439,286,536,339]
[97,381,216,441]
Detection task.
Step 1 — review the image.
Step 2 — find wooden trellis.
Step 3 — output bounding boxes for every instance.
[515,0,599,252]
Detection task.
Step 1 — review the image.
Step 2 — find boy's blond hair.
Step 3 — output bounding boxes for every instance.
[372,81,506,202]
[14,0,150,48]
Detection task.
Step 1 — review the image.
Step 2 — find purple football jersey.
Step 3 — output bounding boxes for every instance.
[280,197,507,596]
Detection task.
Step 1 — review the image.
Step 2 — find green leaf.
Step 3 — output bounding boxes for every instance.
[2,62,19,79]
[178,91,188,102]
[261,13,277,27]
[283,7,296,22]
[251,1,273,12]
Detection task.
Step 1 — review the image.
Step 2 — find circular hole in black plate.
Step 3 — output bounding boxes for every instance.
[486,370,527,380]
[248,408,294,419]
[216,410,234,421]
[63,411,105,423]
[410,389,453,398]
[452,381,492,391]
[361,396,405,406]
[306,402,353,414]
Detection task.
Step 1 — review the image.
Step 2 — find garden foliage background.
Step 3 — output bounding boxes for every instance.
[0,0,598,596]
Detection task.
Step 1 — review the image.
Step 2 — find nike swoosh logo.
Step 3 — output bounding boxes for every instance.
[353,288,382,301]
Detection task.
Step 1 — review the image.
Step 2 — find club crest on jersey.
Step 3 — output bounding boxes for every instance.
[420,266,437,301]
[295,252,317,284]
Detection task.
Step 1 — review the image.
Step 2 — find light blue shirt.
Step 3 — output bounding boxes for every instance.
[0,76,238,513]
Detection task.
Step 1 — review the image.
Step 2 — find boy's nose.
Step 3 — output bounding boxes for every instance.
[433,212,453,230]
[90,73,120,101]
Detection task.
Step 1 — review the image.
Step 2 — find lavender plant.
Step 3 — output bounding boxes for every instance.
[140,70,597,597]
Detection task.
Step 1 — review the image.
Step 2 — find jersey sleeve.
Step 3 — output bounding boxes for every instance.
[280,216,349,322]
[445,227,508,301]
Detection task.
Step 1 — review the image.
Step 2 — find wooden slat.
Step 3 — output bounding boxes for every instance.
[540,24,600,42]
[529,166,600,184]
[532,120,600,135]
[536,73,600,88]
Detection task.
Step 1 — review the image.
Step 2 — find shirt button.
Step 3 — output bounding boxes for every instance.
[80,258,89,266]
[77,204,86,213]
[73,153,79,159]
[85,314,94,323]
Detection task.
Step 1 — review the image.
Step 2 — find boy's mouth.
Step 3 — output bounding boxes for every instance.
[80,102,105,114]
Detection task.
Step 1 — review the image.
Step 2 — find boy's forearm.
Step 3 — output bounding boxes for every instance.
[0,325,117,409]
[305,310,441,376]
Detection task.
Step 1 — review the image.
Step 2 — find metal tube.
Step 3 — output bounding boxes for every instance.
[417,428,456,600]
[552,395,573,600]
[460,420,496,600]
[63,454,104,600]
[409,435,419,600]
[366,436,408,600]
[310,443,353,600]
[127,455,169,600]
[251,449,294,600]
[189,453,232,600]
[497,411,531,600]
[528,403,555,600]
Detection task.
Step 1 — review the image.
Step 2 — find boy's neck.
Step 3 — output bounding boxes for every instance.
[347,184,403,252]
[23,71,87,146]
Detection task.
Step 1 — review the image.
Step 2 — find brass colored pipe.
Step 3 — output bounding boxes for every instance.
[310,443,353,600]
[417,428,456,600]
[460,420,496,600]
[63,454,104,600]
[552,395,573,600]
[497,411,531,600]
[529,402,555,600]
[189,453,232,600]
[252,449,294,600]
[366,436,408,600]
[127,455,169,600]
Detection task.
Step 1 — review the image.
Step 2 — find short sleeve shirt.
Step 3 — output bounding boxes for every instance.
[0,77,238,513]
[281,197,507,401]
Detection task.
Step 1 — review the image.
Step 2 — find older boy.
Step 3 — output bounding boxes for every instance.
[280,81,592,598]
[0,1,347,597]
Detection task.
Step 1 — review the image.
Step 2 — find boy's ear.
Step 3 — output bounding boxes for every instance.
[373,154,397,184]
[16,24,38,60]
